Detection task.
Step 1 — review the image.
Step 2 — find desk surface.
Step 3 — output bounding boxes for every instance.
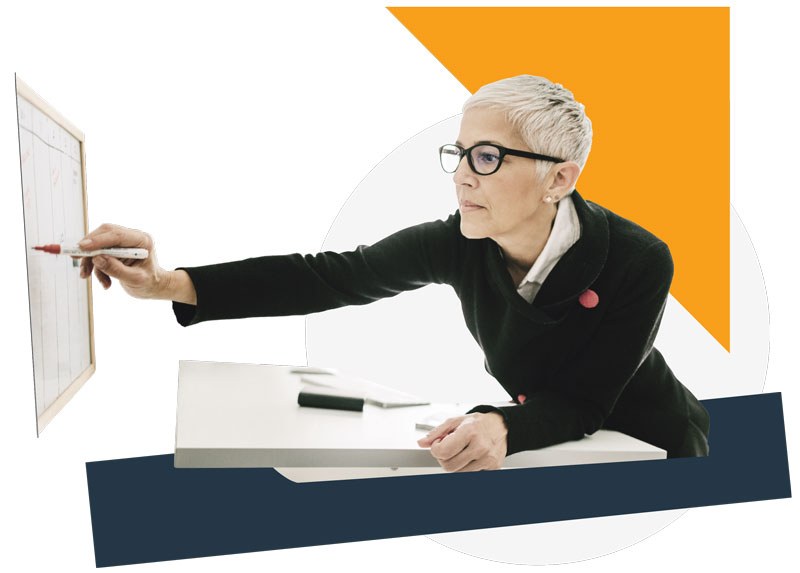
[174,361,665,476]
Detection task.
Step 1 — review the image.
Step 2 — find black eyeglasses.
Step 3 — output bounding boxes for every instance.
[439,143,565,176]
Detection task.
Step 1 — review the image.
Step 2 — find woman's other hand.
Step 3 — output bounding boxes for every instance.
[417,412,508,472]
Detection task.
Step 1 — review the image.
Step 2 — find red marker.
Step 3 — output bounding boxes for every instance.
[32,244,148,259]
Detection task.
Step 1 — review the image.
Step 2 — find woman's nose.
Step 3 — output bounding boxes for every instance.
[453,154,475,186]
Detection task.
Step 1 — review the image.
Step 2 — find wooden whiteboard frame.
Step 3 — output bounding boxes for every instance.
[16,76,96,435]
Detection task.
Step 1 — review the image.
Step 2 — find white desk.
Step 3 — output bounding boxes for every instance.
[174,361,665,481]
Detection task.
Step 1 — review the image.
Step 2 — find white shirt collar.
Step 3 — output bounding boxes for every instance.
[516,194,581,302]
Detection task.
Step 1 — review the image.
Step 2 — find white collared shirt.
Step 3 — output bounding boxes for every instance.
[516,194,581,303]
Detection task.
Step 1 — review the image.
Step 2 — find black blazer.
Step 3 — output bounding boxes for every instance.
[173,190,710,458]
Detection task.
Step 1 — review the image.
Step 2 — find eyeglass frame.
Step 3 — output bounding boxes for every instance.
[439,142,565,176]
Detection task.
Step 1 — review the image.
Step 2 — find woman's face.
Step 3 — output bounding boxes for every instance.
[454,107,552,244]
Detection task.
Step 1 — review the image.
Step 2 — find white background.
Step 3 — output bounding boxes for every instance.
[0,1,796,571]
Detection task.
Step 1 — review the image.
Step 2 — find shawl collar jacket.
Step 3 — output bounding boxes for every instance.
[174,191,710,458]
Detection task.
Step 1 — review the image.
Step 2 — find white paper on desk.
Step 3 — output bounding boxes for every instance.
[300,374,429,408]
[415,408,467,431]
[289,366,338,375]
[415,402,516,431]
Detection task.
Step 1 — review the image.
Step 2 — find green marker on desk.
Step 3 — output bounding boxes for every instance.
[33,243,149,259]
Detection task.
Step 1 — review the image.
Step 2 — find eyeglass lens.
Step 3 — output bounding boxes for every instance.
[469,145,501,174]
[439,145,463,173]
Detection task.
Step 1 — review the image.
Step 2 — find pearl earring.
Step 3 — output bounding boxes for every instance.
[544,195,553,203]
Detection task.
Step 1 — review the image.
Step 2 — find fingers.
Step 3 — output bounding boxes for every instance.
[79,223,152,287]
[80,223,151,250]
[93,265,111,290]
[417,416,465,447]
[431,436,497,472]
[425,415,506,472]
[80,255,93,279]
[430,427,471,464]
[91,255,143,284]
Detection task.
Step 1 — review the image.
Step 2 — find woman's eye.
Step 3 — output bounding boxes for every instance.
[476,152,499,164]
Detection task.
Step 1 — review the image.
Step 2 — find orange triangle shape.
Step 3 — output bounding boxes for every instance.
[390,6,730,351]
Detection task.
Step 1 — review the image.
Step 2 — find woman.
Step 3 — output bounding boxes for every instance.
[79,75,710,472]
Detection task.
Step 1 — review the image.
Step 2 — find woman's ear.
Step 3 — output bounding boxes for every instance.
[549,161,581,196]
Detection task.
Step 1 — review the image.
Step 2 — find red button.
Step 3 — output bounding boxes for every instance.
[579,289,599,309]
[517,394,527,404]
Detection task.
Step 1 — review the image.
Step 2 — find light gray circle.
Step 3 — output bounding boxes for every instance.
[306,116,769,564]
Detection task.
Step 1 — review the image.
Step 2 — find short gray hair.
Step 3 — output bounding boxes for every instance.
[463,75,593,177]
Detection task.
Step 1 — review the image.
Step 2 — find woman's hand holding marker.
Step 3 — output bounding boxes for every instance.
[78,223,196,305]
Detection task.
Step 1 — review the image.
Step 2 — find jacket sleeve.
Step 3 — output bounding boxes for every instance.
[172,214,461,326]
[470,240,674,456]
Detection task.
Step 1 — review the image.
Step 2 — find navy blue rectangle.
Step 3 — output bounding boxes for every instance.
[86,393,791,567]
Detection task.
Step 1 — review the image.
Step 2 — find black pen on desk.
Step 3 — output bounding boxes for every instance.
[297,388,365,412]
[32,244,149,259]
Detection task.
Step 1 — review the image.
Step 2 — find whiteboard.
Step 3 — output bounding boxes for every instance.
[15,77,95,435]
